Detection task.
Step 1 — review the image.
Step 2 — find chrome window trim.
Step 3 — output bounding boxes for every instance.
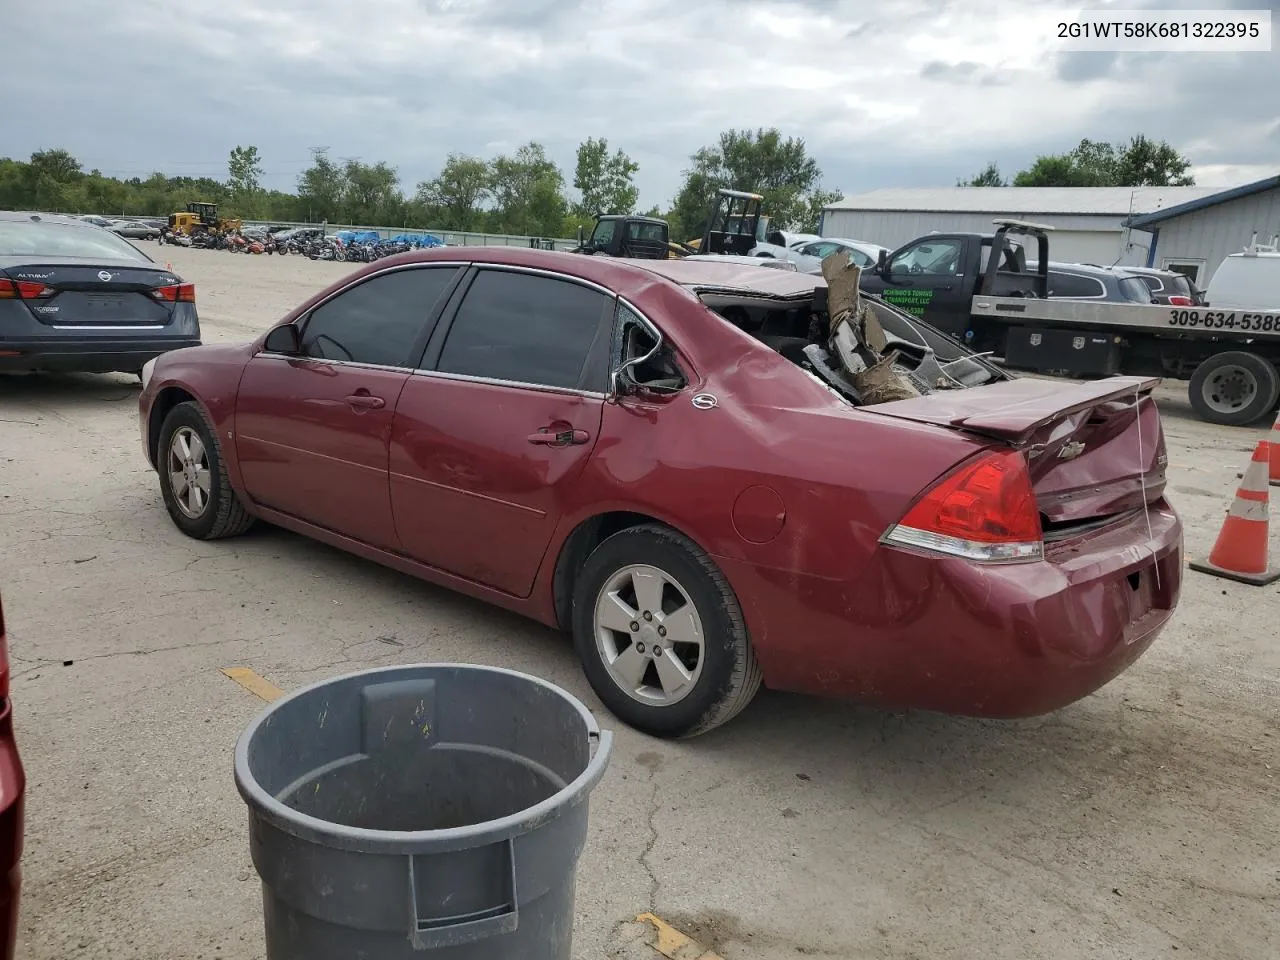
[254,260,667,401]
[253,353,413,375]
[428,263,620,395]
[258,260,469,360]
[50,324,168,331]
[408,368,606,399]
[1050,271,1107,299]
[455,262,617,298]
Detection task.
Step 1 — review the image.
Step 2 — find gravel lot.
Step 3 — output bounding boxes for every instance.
[1,243,1276,960]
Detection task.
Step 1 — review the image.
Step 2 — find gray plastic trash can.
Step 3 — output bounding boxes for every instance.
[233,663,613,959]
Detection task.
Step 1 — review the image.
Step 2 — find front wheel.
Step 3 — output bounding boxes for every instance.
[572,524,762,738]
[156,401,256,540]
[1188,351,1280,426]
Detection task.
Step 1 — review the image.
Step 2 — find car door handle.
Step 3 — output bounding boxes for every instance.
[345,392,385,410]
[528,427,591,446]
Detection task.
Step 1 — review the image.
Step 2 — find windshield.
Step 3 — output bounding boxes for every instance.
[0,220,151,261]
[1119,276,1155,303]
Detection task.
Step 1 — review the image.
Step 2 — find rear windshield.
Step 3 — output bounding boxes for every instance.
[0,220,151,261]
[1119,276,1155,303]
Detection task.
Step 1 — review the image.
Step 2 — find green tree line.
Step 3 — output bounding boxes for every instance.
[0,128,841,241]
[0,130,1197,243]
[957,135,1195,187]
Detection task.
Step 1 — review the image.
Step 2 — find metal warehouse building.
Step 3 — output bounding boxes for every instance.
[820,185,1230,269]
[1121,174,1280,288]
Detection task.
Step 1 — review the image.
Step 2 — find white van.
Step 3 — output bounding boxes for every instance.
[1204,242,1280,309]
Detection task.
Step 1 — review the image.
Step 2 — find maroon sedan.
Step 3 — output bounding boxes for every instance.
[137,248,1182,738]
[0,592,25,958]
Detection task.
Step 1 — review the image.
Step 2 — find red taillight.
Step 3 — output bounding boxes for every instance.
[151,282,195,303]
[883,449,1043,562]
[0,279,53,299]
[1167,295,1193,306]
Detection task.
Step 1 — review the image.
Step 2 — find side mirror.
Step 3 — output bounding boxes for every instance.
[876,249,889,275]
[264,322,301,355]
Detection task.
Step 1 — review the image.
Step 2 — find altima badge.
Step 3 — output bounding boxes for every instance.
[98,270,113,281]
[691,393,718,410]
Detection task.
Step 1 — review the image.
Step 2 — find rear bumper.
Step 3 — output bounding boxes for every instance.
[0,338,202,374]
[729,501,1184,717]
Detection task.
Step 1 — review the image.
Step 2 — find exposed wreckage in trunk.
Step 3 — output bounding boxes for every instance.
[643,251,1168,529]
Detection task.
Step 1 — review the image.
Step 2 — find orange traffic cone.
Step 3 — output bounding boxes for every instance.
[1190,441,1280,585]
[1269,411,1280,487]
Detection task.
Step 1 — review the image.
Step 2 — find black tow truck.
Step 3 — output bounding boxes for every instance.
[858,219,1280,426]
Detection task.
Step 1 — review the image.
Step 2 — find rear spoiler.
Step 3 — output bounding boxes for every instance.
[869,375,1161,444]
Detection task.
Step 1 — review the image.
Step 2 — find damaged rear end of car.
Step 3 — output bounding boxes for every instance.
[647,251,1183,718]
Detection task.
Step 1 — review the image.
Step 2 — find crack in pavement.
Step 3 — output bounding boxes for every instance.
[9,635,262,681]
[638,770,663,912]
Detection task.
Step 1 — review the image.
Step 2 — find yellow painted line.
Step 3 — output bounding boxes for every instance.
[221,667,285,702]
[634,913,724,960]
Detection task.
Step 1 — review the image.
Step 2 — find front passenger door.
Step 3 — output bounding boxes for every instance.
[235,265,461,548]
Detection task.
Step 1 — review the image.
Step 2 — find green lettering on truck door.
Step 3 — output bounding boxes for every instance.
[879,288,934,317]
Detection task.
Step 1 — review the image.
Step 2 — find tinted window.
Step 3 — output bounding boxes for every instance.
[1119,276,1155,303]
[890,239,962,276]
[589,219,616,246]
[625,221,666,242]
[300,266,457,367]
[800,241,838,258]
[0,220,150,261]
[1136,274,1162,293]
[1048,271,1105,298]
[436,269,609,391]
[838,244,875,267]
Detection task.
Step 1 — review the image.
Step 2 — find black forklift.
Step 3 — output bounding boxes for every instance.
[698,188,767,255]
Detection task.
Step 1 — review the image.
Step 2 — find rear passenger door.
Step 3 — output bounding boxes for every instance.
[388,266,613,597]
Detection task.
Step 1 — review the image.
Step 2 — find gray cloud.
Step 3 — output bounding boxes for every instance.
[920,60,1010,86]
[2,0,1275,210]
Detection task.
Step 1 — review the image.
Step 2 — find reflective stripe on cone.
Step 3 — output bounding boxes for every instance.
[1269,411,1280,487]
[1191,441,1280,586]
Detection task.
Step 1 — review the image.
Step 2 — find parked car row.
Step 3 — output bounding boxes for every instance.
[77,214,165,240]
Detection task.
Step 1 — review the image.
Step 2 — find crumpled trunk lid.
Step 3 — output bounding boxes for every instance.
[865,375,1167,525]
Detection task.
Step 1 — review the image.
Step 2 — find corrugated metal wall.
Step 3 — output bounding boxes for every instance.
[819,210,1148,266]
[1151,187,1280,287]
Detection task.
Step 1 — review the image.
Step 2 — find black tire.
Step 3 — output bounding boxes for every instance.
[1188,351,1280,426]
[156,401,256,540]
[572,524,762,739]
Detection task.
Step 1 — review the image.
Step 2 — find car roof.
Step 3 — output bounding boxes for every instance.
[0,210,95,227]
[361,246,822,298]
[598,215,667,225]
[820,237,889,253]
[1027,259,1141,279]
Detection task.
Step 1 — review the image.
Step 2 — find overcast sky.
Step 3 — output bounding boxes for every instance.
[6,0,1277,208]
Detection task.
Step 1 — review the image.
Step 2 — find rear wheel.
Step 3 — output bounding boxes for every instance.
[1189,351,1280,426]
[157,401,256,540]
[572,525,762,738]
